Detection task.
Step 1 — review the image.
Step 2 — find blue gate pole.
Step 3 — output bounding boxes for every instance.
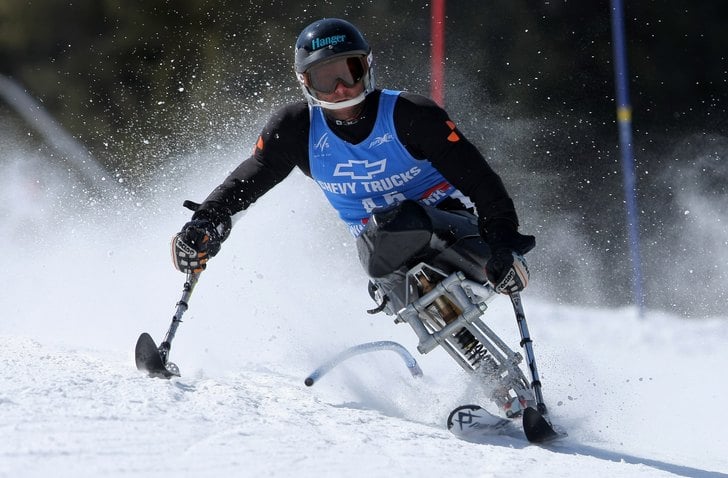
[610,0,646,317]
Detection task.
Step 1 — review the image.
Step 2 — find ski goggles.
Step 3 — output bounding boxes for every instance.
[303,55,367,94]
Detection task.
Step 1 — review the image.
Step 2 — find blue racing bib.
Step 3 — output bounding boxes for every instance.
[309,89,455,236]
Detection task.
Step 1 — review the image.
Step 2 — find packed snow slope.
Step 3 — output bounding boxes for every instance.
[3,155,728,478]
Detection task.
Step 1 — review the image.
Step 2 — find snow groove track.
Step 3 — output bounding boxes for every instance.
[2,336,726,478]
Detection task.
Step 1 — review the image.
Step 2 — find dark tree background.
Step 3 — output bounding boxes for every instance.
[1,0,726,316]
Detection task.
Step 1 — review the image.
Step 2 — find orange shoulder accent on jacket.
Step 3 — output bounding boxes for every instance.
[445,120,460,142]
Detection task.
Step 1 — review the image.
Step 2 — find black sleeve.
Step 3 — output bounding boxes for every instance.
[192,102,311,222]
[393,92,520,235]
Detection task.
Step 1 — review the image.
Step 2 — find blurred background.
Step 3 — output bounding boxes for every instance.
[1,0,726,317]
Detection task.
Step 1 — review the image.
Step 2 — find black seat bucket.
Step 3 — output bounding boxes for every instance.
[356,200,434,278]
[356,200,492,282]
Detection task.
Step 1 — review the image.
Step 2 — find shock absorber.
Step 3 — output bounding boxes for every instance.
[417,271,490,369]
[453,328,488,366]
[416,271,461,325]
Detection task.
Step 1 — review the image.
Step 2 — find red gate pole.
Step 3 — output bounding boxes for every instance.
[430,0,446,106]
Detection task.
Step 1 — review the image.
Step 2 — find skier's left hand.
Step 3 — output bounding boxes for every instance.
[483,218,535,294]
[486,249,530,294]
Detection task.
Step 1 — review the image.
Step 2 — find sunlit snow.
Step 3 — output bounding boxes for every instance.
[2,144,727,477]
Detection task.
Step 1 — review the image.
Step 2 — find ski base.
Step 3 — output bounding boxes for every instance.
[135,332,180,379]
[447,404,565,444]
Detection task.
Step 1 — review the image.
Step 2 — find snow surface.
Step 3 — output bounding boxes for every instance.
[3,154,728,478]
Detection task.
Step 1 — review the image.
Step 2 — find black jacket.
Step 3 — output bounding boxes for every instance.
[194,89,520,240]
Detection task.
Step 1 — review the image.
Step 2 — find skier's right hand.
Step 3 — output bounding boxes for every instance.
[171,220,223,273]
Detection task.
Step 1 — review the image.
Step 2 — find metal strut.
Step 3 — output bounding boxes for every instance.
[159,271,200,363]
[391,265,535,413]
[509,291,547,415]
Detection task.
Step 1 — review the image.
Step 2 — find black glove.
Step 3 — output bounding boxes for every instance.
[486,249,530,294]
[483,219,535,294]
[171,219,224,273]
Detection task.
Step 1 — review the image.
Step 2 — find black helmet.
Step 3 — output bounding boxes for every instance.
[294,18,375,109]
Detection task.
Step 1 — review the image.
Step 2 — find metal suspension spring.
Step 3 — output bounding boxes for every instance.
[454,328,487,366]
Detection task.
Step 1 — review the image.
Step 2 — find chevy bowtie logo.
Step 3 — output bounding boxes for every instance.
[333,159,386,179]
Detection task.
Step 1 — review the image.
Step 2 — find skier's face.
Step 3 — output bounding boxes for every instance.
[315,78,366,121]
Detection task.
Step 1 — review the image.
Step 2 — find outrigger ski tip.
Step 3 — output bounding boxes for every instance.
[522,407,564,443]
[134,272,198,379]
[135,332,180,379]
